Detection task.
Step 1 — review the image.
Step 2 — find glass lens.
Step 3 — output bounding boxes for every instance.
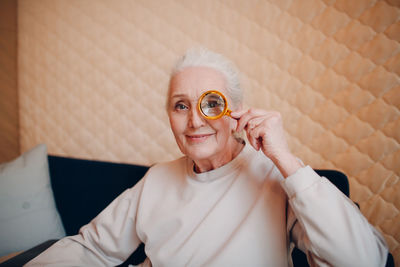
[200,93,226,117]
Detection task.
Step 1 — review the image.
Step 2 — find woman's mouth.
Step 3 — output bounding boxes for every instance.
[186,133,214,143]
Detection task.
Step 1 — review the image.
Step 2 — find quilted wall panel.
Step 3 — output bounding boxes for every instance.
[18,0,399,262]
[0,0,19,163]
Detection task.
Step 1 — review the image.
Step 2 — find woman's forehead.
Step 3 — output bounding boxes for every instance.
[169,66,227,97]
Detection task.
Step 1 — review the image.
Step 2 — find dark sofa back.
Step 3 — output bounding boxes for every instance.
[48,155,149,236]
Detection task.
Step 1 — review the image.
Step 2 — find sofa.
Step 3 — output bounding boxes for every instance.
[0,149,149,267]
[0,147,394,267]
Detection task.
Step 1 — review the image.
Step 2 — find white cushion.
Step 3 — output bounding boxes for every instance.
[0,144,66,256]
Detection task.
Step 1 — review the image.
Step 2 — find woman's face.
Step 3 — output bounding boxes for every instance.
[167,66,237,163]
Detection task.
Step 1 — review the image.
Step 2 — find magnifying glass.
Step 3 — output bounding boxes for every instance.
[198,90,232,120]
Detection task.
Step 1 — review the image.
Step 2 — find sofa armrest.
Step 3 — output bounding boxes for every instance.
[0,240,58,267]
[0,239,146,267]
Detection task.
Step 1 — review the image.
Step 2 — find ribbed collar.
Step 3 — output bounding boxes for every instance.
[186,143,253,183]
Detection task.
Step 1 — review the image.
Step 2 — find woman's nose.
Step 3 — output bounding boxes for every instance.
[189,108,206,128]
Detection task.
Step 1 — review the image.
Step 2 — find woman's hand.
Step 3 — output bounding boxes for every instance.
[231,109,288,158]
[230,108,302,177]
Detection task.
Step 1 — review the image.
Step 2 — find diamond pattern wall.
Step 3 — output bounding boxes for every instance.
[18,0,399,263]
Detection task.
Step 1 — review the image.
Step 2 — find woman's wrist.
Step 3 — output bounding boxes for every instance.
[270,152,302,178]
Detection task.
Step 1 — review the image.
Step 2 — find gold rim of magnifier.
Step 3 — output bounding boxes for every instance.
[198,90,230,120]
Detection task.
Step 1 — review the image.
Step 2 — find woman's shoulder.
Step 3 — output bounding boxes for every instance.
[143,156,188,182]
[148,156,187,172]
[137,157,190,200]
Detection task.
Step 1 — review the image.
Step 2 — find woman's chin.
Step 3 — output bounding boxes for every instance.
[186,147,215,161]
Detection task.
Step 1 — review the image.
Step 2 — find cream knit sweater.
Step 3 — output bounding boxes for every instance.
[26,144,388,267]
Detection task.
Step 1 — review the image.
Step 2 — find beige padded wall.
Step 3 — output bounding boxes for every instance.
[18,0,399,262]
[0,0,19,163]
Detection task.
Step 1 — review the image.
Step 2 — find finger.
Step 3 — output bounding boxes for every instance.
[236,109,267,132]
[251,124,266,147]
[236,112,252,132]
[230,109,248,119]
[230,109,249,131]
[245,117,265,131]
[248,122,268,150]
[237,109,277,133]
[246,127,260,151]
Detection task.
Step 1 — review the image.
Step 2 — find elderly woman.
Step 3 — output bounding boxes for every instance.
[26,48,388,266]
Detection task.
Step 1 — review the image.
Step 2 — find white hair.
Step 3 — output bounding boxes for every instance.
[168,47,243,109]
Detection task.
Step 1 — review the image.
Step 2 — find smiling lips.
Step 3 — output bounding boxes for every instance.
[186,133,214,143]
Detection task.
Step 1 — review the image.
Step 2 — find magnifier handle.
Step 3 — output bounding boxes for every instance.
[226,109,239,120]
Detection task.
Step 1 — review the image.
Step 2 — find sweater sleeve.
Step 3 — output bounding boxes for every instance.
[24,179,145,267]
[282,166,388,267]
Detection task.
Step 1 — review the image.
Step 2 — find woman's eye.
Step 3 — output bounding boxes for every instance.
[175,103,188,110]
[207,101,218,108]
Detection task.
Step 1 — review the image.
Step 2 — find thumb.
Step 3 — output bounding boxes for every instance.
[230,109,247,119]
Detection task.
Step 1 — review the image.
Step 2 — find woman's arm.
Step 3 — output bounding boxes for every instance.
[25,179,145,267]
[284,167,388,266]
[231,108,388,266]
